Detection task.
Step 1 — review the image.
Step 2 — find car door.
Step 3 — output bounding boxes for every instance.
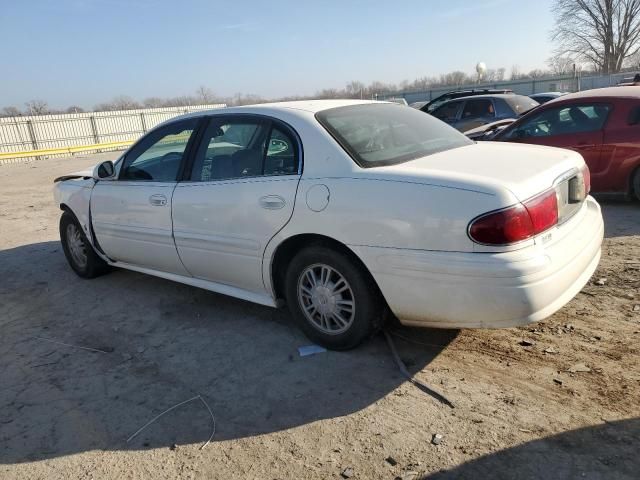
[501,102,610,181]
[91,118,201,275]
[456,98,496,132]
[172,115,301,294]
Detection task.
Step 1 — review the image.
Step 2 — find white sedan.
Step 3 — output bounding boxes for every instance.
[53,100,604,349]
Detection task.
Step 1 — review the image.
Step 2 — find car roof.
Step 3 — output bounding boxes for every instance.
[547,86,640,104]
[443,89,511,94]
[530,92,565,97]
[180,99,383,119]
[156,99,401,130]
[444,93,526,102]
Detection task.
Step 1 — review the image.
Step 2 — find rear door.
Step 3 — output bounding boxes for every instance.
[91,118,200,274]
[501,102,611,182]
[171,115,301,294]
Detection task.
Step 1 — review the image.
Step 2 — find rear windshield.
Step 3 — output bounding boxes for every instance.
[505,96,539,115]
[316,104,472,168]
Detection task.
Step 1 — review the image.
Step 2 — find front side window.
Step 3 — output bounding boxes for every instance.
[190,118,300,181]
[316,103,472,168]
[120,119,198,181]
[462,99,495,119]
[505,103,610,139]
[432,101,462,122]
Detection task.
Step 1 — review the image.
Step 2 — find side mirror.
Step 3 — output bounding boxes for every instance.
[93,160,115,180]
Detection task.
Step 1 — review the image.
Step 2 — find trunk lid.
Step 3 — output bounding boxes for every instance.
[371,141,585,202]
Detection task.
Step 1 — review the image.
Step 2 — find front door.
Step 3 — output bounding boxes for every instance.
[172,115,301,294]
[91,118,200,275]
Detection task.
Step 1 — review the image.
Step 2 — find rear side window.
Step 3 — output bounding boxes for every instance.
[189,118,299,181]
[316,103,472,168]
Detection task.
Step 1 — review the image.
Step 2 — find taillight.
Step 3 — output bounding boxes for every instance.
[581,164,591,194]
[469,189,558,245]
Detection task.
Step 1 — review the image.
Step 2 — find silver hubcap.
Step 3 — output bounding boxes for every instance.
[66,223,87,269]
[297,263,355,335]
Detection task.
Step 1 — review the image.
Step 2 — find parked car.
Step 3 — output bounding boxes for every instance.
[385,97,408,106]
[420,89,513,113]
[464,118,516,140]
[430,94,539,132]
[617,73,640,86]
[529,92,568,104]
[494,86,640,199]
[409,100,429,110]
[54,100,603,350]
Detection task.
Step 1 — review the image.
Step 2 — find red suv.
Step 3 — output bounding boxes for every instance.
[494,86,640,200]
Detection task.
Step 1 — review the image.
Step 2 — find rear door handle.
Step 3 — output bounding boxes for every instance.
[259,195,286,210]
[149,194,167,206]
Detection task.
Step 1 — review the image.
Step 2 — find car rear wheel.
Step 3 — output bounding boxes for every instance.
[285,246,384,350]
[60,212,109,278]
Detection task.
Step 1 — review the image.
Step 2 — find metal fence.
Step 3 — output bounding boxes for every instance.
[0,104,226,164]
[378,72,634,104]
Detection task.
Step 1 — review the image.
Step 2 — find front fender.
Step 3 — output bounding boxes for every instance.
[54,178,95,243]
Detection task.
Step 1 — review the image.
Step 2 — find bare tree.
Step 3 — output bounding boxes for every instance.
[196,86,216,104]
[510,65,523,80]
[551,0,640,74]
[527,69,548,78]
[345,81,366,98]
[548,55,576,74]
[439,71,470,86]
[95,95,141,111]
[1,106,21,117]
[24,99,49,115]
[143,97,165,108]
[65,106,85,114]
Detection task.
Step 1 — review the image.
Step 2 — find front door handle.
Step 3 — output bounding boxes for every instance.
[149,194,167,206]
[259,195,286,210]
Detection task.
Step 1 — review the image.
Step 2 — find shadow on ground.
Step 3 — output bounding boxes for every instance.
[596,197,640,238]
[0,241,456,464]
[425,418,640,480]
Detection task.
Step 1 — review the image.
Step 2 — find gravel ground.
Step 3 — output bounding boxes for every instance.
[1,153,639,480]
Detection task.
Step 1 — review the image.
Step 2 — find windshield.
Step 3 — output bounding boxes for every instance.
[316,104,472,168]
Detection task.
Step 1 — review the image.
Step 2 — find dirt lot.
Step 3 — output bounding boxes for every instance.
[1,153,639,480]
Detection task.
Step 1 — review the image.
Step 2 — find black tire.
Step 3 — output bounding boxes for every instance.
[285,245,385,350]
[59,211,109,279]
[633,168,640,202]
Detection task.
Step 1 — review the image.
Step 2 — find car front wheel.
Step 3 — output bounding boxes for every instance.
[60,212,109,278]
[285,246,384,350]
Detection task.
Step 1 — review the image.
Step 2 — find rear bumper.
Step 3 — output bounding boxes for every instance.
[352,196,603,329]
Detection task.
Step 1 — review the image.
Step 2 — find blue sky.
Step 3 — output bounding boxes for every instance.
[1,0,555,108]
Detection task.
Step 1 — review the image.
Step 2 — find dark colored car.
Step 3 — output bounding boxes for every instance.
[529,92,567,104]
[420,89,513,113]
[430,94,539,132]
[494,86,640,199]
